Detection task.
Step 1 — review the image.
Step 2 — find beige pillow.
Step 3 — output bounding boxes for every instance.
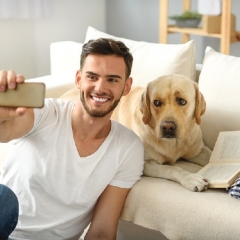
[84,26,196,86]
[199,47,240,150]
[50,41,83,75]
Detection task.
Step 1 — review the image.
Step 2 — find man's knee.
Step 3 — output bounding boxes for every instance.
[0,184,19,240]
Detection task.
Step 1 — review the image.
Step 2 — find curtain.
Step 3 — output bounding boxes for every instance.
[0,0,52,19]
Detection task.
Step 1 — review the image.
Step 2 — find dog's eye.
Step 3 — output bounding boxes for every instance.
[177,98,187,106]
[153,100,162,107]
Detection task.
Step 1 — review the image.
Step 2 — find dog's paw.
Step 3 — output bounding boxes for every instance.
[180,172,208,192]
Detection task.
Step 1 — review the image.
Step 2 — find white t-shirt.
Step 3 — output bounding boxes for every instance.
[0,98,144,240]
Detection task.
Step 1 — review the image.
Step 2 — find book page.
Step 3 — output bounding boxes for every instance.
[198,163,240,183]
[210,131,240,163]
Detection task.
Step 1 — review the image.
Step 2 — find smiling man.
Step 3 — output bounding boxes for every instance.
[0,38,144,240]
[78,54,126,118]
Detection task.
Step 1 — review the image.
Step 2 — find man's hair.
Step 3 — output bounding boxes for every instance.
[80,38,133,78]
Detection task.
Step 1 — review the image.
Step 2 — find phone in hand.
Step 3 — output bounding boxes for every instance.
[0,82,45,108]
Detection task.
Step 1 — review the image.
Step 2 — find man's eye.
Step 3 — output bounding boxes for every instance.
[177,97,187,106]
[153,100,162,107]
[109,78,117,83]
[87,75,97,80]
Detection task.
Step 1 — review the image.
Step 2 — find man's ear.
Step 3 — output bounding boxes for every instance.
[122,77,133,96]
[75,70,81,89]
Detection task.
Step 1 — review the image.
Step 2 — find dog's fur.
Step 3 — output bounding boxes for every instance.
[112,74,212,191]
[60,74,212,191]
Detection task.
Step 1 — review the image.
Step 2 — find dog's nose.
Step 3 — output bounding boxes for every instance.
[161,121,176,138]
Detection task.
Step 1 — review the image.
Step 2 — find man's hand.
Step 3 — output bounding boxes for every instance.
[0,70,34,142]
[0,70,28,117]
[0,70,25,91]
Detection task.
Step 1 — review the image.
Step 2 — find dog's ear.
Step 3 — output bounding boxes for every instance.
[194,83,206,125]
[140,87,151,124]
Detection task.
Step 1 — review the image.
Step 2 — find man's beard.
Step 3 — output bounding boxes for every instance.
[80,91,121,118]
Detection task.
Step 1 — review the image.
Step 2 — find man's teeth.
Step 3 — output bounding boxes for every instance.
[92,97,108,102]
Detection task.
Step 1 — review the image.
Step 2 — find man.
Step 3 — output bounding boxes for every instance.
[0,38,144,240]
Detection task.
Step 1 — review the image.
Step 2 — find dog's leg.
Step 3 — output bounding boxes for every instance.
[143,160,208,192]
[187,145,212,167]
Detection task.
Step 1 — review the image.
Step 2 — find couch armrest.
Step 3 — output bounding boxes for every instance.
[27,72,76,98]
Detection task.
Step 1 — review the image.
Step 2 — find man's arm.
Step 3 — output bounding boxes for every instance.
[84,185,130,240]
[0,70,34,142]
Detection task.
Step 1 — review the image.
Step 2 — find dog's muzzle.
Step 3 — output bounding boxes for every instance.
[161,121,177,138]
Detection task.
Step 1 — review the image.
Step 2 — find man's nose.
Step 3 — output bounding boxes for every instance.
[94,79,106,93]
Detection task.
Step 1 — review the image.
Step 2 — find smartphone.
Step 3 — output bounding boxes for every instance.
[0,82,45,108]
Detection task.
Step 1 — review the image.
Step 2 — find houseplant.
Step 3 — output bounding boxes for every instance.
[169,11,202,28]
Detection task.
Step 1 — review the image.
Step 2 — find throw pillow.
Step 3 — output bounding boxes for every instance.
[50,41,83,75]
[198,47,240,150]
[84,26,196,86]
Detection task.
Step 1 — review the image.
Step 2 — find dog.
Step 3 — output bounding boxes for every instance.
[60,74,211,191]
[111,74,212,192]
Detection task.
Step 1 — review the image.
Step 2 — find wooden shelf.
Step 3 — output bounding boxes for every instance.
[167,25,222,38]
[159,0,240,55]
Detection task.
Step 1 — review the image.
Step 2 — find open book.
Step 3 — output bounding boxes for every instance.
[198,131,240,188]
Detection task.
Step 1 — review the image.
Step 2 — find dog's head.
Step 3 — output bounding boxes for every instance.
[140,74,206,140]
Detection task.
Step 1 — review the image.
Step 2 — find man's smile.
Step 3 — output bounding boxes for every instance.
[92,96,109,103]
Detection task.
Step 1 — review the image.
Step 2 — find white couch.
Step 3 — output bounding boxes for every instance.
[1,27,240,240]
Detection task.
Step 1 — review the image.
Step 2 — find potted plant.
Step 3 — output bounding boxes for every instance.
[169,11,202,28]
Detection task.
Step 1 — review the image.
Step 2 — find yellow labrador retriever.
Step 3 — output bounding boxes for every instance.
[112,74,212,191]
[60,74,211,191]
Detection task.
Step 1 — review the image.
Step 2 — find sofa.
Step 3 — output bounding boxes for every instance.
[1,26,240,240]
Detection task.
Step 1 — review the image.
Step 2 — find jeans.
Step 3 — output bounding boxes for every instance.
[0,184,19,240]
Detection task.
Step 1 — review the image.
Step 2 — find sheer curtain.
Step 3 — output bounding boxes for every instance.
[0,0,52,19]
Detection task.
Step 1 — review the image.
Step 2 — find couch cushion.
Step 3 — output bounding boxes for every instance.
[84,26,196,86]
[120,171,240,240]
[198,47,240,150]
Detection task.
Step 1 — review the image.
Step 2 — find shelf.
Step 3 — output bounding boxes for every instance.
[159,0,240,54]
[167,26,240,43]
[167,25,222,38]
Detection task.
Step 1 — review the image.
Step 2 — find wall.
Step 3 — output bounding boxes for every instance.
[106,0,240,64]
[1,0,239,78]
[0,20,36,78]
[0,0,106,79]
[106,0,159,42]
[34,0,106,78]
